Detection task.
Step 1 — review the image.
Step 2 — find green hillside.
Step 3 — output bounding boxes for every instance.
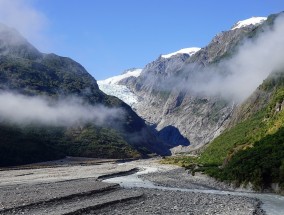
[161,13,284,192]
[162,72,284,192]
[0,25,168,166]
[199,71,284,191]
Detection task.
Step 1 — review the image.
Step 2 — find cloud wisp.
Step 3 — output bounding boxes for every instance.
[148,14,284,102]
[0,91,125,127]
[189,14,284,101]
[0,0,49,50]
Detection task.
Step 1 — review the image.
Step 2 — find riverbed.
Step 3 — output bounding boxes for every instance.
[104,159,284,215]
[0,157,283,214]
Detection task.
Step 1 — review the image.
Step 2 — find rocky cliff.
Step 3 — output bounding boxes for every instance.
[115,28,260,151]
[99,15,274,151]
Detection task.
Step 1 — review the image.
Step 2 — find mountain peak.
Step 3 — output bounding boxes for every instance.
[0,23,26,44]
[0,23,41,59]
[161,47,201,59]
[231,17,267,30]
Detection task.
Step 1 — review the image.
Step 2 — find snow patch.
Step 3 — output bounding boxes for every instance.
[161,47,201,59]
[231,17,267,30]
[99,69,142,85]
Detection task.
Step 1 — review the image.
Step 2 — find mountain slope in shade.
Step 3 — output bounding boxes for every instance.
[99,53,193,149]
[0,24,169,166]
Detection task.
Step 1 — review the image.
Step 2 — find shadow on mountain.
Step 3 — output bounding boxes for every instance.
[157,125,190,149]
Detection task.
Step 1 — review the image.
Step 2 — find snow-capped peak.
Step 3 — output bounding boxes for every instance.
[98,68,142,85]
[161,47,201,59]
[231,17,267,30]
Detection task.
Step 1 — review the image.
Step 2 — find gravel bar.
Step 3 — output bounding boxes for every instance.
[0,158,266,215]
[2,187,143,215]
[82,188,264,215]
[0,178,118,211]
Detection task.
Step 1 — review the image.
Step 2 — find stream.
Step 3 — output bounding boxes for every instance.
[103,167,284,215]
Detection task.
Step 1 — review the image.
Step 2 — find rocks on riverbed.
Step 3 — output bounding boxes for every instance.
[0,158,265,215]
[83,188,263,215]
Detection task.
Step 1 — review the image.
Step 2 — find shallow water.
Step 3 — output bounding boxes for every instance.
[104,167,284,215]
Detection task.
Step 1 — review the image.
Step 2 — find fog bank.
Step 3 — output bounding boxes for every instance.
[0,91,125,127]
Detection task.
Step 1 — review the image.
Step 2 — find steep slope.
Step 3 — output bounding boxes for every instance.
[0,24,169,166]
[99,13,284,192]
[99,55,194,149]
[161,47,201,59]
[195,13,284,192]
[100,15,280,153]
[113,23,262,151]
[231,17,267,30]
[199,70,284,192]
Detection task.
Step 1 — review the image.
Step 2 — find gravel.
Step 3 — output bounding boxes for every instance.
[0,178,120,211]
[0,158,265,215]
[139,168,235,191]
[83,188,264,215]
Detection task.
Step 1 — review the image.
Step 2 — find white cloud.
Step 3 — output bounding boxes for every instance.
[165,14,284,102]
[0,91,125,127]
[0,0,49,50]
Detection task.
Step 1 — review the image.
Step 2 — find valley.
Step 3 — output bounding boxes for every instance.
[98,13,284,193]
[0,3,284,214]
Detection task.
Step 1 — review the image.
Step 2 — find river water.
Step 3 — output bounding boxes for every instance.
[104,167,284,215]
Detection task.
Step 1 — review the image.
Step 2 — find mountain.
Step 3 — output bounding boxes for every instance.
[231,17,267,30]
[0,24,169,166]
[199,69,284,192]
[161,47,201,59]
[98,17,266,152]
[98,54,195,149]
[144,13,284,192]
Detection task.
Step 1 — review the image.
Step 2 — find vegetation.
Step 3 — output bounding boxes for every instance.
[0,33,160,166]
[63,126,142,159]
[160,155,201,176]
[163,12,284,185]
[162,72,284,191]
[0,123,143,166]
[0,124,65,166]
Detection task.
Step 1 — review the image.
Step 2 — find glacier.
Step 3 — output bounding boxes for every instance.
[97,69,142,107]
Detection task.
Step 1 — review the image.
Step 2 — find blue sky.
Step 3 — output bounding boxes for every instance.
[0,0,283,80]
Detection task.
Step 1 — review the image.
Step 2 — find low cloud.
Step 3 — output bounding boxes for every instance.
[0,91,125,127]
[189,14,284,101]
[150,14,284,102]
[0,0,49,50]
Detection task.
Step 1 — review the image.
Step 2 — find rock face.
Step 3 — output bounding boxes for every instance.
[123,27,255,151]
[100,20,268,152]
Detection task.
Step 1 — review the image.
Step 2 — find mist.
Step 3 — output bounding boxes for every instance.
[0,0,49,50]
[191,14,284,101]
[153,14,284,102]
[0,91,125,127]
